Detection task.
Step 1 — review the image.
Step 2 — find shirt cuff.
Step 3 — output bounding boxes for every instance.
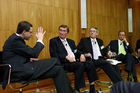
[37,40,44,45]
[126,42,129,46]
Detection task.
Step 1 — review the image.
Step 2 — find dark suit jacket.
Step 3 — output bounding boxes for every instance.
[3,33,44,81]
[49,36,78,63]
[111,81,140,93]
[77,37,106,57]
[136,39,140,52]
[107,40,133,55]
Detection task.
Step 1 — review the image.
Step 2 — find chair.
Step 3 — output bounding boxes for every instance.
[0,51,40,93]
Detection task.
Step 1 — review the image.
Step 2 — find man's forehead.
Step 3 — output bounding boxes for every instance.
[60,27,67,30]
[119,32,125,35]
[90,28,96,31]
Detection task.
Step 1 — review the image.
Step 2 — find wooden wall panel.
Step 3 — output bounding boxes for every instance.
[131,0,140,51]
[0,0,80,59]
[82,0,129,46]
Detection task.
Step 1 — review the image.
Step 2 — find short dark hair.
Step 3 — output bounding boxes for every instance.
[58,25,69,33]
[118,30,126,35]
[16,21,32,34]
[89,26,98,32]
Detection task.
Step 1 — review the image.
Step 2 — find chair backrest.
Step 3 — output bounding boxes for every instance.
[0,51,3,83]
[0,51,2,64]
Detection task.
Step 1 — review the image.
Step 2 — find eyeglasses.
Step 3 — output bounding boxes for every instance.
[59,30,67,32]
[89,30,97,33]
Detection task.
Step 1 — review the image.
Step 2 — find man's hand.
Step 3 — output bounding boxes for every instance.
[66,56,76,62]
[123,38,128,43]
[80,54,86,62]
[36,27,46,41]
[138,49,140,52]
[108,51,113,58]
[84,53,92,58]
[30,58,39,62]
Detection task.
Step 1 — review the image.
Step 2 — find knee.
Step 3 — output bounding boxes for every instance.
[52,58,61,65]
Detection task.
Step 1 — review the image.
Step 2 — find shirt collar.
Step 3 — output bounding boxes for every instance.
[16,33,20,36]
[59,37,67,42]
[90,38,96,42]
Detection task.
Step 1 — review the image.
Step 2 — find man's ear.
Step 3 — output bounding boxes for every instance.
[22,30,26,34]
[96,32,99,35]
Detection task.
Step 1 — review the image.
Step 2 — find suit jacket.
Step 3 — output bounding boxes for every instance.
[111,81,140,93]
[77,37,106,57]
[107,40,133,55]
[49,36,78,63]
[3,33,44,81]
[136,39,140,52]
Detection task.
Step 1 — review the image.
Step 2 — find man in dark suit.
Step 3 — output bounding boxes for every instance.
[49,25,98,93]
[3,21,75,93]
[77,26,122,84]
[107,30,138,82]
[136,39,140,59]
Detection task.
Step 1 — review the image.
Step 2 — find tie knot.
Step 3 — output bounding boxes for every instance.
[120,41,123,45]
[92,40,96,44]
[63,40,67,46]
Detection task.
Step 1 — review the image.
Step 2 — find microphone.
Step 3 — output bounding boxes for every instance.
[95,41,96,44]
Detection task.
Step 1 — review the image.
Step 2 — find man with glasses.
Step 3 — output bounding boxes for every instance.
[77,26,122,84]
[49,25,98,93]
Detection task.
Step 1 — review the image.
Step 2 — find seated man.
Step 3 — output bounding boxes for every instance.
[135,39,140,59]
[107,30,138,82]
[2,21,75,93]
[77,26,122,84]
[49,25,98,93]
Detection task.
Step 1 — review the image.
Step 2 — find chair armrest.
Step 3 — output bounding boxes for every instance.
[0,64,12,89]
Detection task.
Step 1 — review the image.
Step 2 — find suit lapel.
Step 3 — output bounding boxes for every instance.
[67,39,74,52]
[96,38,101,51]
[57,37,67,53]
[116,40,119,54]
[87,37,93,55]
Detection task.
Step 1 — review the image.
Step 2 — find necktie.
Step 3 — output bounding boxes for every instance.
[118,41,126,55]
[92,40,99,60]
[63,40,76,61]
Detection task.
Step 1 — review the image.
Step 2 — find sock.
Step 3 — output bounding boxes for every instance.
[89,85,95,93]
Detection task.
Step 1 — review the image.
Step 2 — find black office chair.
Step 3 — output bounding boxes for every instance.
[0,51,40,93]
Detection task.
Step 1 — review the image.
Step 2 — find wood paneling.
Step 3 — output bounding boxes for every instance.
[82,0,129,46]
[131,0,140,52]
[0,0,80,59]
[0,0,140,93]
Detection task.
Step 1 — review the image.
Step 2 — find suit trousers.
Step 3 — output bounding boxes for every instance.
[26,58,74,93]
[83,62,99,83]
[116,54,137,78]
[63,62,85,89]
[94,59,122,84]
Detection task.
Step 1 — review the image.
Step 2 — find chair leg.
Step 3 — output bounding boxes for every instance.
[19,88,22,93]
[35,81,40,93]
